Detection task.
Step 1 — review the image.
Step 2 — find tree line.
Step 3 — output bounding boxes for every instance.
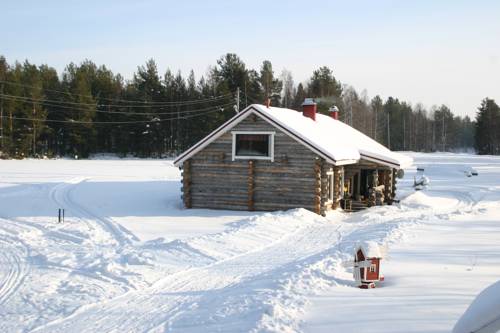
[0,53,485,159]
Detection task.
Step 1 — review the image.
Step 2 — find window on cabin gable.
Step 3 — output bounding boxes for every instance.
[232,132,274,160]
[236,134,269,156]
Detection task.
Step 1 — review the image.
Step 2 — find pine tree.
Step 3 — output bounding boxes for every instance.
[307,66,342,99]
[259,60,282,106]
[292,83,306,110]
[0,56,8,155]
[371,95,383,141]
[475,98,500,155]
[62,63,97,158]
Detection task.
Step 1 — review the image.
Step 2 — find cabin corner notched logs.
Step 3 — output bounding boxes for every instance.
[181,159,192,209]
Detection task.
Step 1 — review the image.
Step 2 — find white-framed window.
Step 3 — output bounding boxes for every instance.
[370,264,376,273]
[326,170,334,203]
[231,131,275,161]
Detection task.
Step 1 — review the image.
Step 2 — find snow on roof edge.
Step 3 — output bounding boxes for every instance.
[173,107,252,166]
[357,241,383,258]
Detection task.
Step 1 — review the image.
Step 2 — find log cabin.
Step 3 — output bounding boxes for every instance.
[174,99,412,215]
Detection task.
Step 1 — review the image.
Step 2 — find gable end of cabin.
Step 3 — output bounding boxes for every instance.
[181,113,336,213]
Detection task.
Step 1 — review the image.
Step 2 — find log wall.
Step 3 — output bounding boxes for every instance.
[185,115,319,212]
[180,112,401,213]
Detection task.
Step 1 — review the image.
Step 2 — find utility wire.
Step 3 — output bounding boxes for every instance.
[0,79,233,106]
[1,107,225,125]
[242,93,262,105]
[0,94,234,115]
[0,91,231,108]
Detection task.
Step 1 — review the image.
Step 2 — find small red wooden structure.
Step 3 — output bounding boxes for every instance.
[353,242,384,289]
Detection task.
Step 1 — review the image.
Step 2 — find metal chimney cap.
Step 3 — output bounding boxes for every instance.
[329,105,339,112]
[302,98,316,106]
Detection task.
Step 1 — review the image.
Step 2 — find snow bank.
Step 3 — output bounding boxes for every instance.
[402,191,458,210]
[453,280,500,333]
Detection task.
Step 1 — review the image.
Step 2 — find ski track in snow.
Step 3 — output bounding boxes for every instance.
[0,231,30,306]
[32,217,346,333]
[49,177,137,246]
[0,154,499,332]
[0,176,146,332]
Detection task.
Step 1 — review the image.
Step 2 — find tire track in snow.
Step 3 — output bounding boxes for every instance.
[31,216,347,333]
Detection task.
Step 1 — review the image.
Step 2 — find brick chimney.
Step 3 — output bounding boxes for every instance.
[302,98,317,121]
[329,105,339,120]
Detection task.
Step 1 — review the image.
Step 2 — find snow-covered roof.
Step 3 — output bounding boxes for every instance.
[174,104,413,168]
[357,241,383,258]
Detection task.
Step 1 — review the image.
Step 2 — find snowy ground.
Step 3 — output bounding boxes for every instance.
[0,153,499,332]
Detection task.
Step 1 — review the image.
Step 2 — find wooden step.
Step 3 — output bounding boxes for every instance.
[341,200,368,212]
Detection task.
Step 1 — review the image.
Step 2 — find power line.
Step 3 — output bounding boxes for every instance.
[0,79,233,106]
[0,106,225,125]
[0,91,231,109]
[243,93,263,105]
[0,94,234,116]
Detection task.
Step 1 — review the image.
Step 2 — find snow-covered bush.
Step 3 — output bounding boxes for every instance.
[453,280,500,333]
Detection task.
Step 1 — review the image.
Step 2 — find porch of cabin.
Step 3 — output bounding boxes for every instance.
[340,162,396,212]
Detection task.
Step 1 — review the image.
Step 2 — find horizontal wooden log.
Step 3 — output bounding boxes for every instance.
[253,197,315,207]
[191,185,316,197]
[191,177,314,186]
[253,201,316,210]
[191,197,249,206]
[189,162,248,169]
[192,195,249,202]
[191,203,250,211]
[190,175,316,185]
[191,188,248,196]
[190,166,316,175]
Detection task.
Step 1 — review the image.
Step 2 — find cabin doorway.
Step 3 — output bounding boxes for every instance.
[360,169,377,199]
[360,169,368,198]
[353,173,359,200]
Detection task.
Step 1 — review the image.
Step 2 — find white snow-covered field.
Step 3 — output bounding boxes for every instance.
[0,153,499,332]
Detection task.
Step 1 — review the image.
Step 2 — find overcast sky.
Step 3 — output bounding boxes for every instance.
[2,0,499,117]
